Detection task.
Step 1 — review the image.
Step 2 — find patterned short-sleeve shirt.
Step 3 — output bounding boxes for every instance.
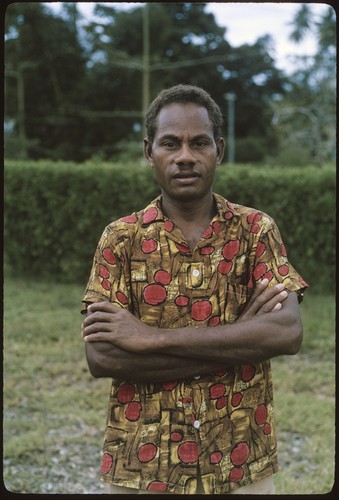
[82,193,307,494]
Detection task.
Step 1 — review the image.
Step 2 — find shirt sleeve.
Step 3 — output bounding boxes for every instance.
[252,217,308,302]
[81,225,131,314]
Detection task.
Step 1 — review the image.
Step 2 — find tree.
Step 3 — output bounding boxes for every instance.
[82,2,287,161]
[5,2,88,160]
[272,4,336,166]
[5,2,289,162]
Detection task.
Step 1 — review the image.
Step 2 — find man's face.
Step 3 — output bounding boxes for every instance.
[144,103,224,203]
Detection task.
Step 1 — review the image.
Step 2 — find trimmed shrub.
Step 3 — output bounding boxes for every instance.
[214,164,335,293]
[4,160,335,292]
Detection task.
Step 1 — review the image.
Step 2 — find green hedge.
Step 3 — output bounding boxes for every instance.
[4,160,335,292]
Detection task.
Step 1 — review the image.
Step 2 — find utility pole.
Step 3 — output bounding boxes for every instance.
[142,3,150,137]
[224,92,236,164]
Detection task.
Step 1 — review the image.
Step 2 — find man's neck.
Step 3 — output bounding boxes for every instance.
[161,193,216,221]
[160,193,217,249]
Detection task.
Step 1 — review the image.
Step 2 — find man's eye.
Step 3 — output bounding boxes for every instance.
[194,141,208,148]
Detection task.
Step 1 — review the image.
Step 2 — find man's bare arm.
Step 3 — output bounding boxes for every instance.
[85,341,225,381]
[82,281,299,378]
[155,291,302,363]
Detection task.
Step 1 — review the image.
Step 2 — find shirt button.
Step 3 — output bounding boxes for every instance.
[192,269,200,277]
[193,420,201,429]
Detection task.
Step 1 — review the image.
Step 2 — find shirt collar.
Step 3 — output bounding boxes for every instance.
[141,194,239,226]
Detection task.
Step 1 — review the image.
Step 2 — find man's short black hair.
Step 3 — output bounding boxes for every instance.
[145,84,223,141]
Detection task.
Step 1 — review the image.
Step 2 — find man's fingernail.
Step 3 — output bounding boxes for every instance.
[261,278,269,285]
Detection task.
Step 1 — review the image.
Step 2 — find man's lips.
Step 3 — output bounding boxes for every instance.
[173,172,201,179]
[172,172,201,185]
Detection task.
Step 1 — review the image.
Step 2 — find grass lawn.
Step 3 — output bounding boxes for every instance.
[3,278,335,494]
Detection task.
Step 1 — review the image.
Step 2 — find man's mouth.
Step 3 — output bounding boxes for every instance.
[173,172,200,179]
[172,172,201,185]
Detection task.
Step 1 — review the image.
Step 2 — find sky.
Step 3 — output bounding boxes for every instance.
[47,2,333,73]
[204,2,332,71]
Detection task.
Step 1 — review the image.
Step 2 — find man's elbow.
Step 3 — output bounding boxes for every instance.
[286,317,303,355]
[87,359,105,378]
[85,342,110,378]
[86,355,106,378]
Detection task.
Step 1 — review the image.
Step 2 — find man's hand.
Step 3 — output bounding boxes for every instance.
[238,279,288,322]
[82,302,150,353]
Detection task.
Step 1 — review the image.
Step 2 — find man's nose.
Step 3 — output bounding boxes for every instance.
[175,144,196,165]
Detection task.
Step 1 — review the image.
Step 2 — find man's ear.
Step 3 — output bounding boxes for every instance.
[216,137,225,165]
[144,139,154,166]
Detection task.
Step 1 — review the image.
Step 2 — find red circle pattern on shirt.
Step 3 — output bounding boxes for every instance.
[217,260,233,275]
[147,481,167,491]
[102,247,117,265]
[142,207,158,224]
[142,238,158,253]
[175,295,189,307]
[143,284,167,305]
[241,364,256,382]
[125,402,142,421]
[229,466,244,483]
[171,431,183,442]
[116,291,128,305]
[210,451,223,464]
[222,240,240,260]
[177,441,199,464]
[230,442,250,466]
[191,300,212,321]
[255,403,268,426]
[120,214,138,224]
[99,264,110,279]
[101,453,113,474]
[117,383,135,404]
[209,383,226,400]
[154,269,172,285]
[138,443,158,463]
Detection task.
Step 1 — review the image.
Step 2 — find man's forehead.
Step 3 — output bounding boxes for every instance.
[156,102,213,133]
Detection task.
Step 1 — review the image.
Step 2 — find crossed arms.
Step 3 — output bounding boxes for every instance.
[82,279,303,382]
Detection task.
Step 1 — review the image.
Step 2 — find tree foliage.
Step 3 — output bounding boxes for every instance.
[271,4,336,166]
[5,2,88,160]
[4,2,335,164]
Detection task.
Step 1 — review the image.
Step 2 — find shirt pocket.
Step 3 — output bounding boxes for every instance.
[223,281,251,323]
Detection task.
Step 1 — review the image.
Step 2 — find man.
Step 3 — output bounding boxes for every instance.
[81,84,308,495]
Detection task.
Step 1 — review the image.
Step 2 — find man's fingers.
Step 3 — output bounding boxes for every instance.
[82,321,112,337]
[250,278,269,301]
[87,301,120,314]
[248,281,284,314]
[259,290,288,314]
[83,304,122,328]
[83,312,109,328]
[243,278,269,312]
[84,332,112,342]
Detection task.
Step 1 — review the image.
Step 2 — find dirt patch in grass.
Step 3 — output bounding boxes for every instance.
[4,419,107,494]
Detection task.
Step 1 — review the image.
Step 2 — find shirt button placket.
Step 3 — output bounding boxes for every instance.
[190,263,203,287]
[182,388,193,423]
